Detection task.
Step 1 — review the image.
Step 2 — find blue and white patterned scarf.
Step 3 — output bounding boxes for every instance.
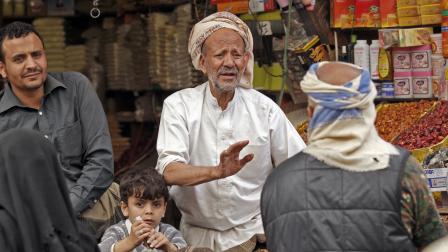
[301,62,398,171]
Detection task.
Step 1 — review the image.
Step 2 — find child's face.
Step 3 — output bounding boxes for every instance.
[121,195,167,229]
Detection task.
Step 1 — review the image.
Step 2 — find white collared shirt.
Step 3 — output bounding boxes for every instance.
[156,82,306,250]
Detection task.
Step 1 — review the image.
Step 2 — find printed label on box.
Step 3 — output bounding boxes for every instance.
[394,78,412,95]
[413,77,430,94]
[412,51,430,69]
[393,53,412,69]
[424,168,448,192]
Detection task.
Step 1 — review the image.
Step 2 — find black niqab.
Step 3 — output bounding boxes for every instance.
[0,129,98,251]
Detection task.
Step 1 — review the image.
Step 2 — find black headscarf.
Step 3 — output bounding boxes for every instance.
[0,129,98,252]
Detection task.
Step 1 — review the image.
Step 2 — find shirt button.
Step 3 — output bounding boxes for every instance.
[38,111,43,116]
[44,135,49,139]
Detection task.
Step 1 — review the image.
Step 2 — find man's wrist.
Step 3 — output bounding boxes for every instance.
[210,165,223,180]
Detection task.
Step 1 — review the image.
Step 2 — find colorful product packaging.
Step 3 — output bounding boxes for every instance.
[412,75,433,98]
[379,29,400,48]
[397,0,418,7]
[392,47,412,72]
[411,45,432,72]
[397,6,420,17]
[421,14,442,25]
[431,34,443,54]
[354,0,381,27]
[217,1,249,14]
[420,4,441,16]
[333,0,356,28]
[420,0,442,5]
[394,74,414,97]
[398,16,422,26]
[399,27,433,47]
[380,0,398,27]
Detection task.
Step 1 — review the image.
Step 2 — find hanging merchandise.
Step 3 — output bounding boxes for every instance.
[370,40,380,80]
[354,40,370,71]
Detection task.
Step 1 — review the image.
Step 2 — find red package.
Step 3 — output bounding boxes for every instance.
[355,0,381,27]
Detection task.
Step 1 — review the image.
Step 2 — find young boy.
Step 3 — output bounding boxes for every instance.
[99,168,187,252]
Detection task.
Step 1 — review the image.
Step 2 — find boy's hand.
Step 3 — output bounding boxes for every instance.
[129,219,152,247]
[113,220,152,252]
[146,230,178,252]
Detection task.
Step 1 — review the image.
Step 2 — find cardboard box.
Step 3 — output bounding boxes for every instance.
[420,4,441,15]
[397,6,420,17]
[398,16,422,26]
[354,0,380,27]
[380,0,398,27]
[333,0,355,28]
[217,1,249,14]
[418,0,441,5]
[421,14,442,25]
[397,0,418,7]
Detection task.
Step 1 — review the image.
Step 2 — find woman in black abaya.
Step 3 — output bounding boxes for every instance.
[0,129,98,251]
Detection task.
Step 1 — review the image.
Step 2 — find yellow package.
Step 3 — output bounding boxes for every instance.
[397,0,418,7]
[399,16,422,26]
[420,4,441,15]
[399,27,433,46]
[418,0,441,5]
[397,6,420,17]
[421,14,442,24]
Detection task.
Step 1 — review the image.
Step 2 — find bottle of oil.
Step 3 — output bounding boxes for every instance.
[378,47,393,81]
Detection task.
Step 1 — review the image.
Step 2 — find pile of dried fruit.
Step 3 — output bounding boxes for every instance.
[375,100,435,142]
[296,121,308,144]
[394,101,448,150]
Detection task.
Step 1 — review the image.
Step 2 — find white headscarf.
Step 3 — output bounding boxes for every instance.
[188,11,254,88]
[301,61,398,171]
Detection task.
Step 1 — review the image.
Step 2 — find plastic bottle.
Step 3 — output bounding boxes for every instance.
[346,35,357,64]
[339,46,348,62]
[370,40,380,80]
[354,40,370,71]
[378,47,393,81]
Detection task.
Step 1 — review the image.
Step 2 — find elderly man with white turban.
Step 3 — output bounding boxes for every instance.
[156,12,306,251]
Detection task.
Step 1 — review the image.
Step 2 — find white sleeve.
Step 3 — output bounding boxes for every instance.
[156,99,190,174]
[269,104,306,167]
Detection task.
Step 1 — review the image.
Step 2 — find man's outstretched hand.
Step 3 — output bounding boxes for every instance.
[215,140,254,179]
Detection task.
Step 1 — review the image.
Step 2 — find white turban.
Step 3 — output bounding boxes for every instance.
[188,11,254,88]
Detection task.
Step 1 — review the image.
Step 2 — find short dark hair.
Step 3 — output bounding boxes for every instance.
[0,21,44,62]
[119,168,169,204]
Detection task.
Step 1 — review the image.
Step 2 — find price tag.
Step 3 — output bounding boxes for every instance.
[425,168,448,192]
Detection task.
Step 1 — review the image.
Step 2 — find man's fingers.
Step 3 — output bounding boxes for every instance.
[226,140,250,154]
[240,154,254,167]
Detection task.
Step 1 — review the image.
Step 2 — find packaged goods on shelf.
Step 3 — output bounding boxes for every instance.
[354,0,380,27]
[333,0,355,28]
[380,0,399,27]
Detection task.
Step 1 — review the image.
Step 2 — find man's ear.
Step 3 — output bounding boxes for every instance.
[0,61,7,79]
[199,55,207,74]
[120,201,129,218]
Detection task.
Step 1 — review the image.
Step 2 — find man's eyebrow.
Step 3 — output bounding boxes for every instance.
[11,52,26,59]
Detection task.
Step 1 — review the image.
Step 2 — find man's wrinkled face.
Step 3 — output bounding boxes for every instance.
[199,28,249,92]
[0,33,47,93]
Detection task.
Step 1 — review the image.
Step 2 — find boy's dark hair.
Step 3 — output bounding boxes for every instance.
[120,168,169,204]
[0,21,44,62]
